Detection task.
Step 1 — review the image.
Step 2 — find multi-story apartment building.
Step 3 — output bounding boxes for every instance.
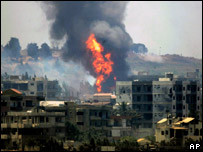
[76,102,113,138]
[172,80,201,119]
[1,89,65,151]
[116,73,202,137]
[1,108,66,150]
[1,75,61,100]
[1,88,44,113]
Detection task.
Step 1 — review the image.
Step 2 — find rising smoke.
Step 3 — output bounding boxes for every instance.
[41,1,133,92]
[1,37,92,91]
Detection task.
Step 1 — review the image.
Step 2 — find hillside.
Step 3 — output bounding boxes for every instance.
[127,52,202,76]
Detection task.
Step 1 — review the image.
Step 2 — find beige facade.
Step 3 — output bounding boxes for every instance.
[1,108,66,150]
[2,77,61,100]
[76,103,113,137]
[155,117,202,146]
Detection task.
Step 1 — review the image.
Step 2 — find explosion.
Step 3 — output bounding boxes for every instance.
[86,34,114,92]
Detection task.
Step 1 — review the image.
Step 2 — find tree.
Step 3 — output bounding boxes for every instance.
[65,121,80,140]
[113,102,140,126]
[116,136,139,151]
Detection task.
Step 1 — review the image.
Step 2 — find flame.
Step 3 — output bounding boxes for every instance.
[114,76,117,81]
[86,33,114,92]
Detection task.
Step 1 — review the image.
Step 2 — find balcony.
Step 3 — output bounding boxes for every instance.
[90,116,102,120]
[1,123,8,128]
[1,134,9,139]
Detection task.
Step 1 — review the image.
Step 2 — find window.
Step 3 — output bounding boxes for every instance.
[77,122,84,125]
[55,117,62,122]
[184,131,188,136]
[137,96,141,101]
[30,92,34,95]
[137,86,141,92]
[183,87,185,91]
[183,105,185,109]
[198,96,200,100]
[77,112,84,115]
[190,128,192,133]
[40,117,44,123]
[173,105,175,109]
[31,83,34,86]
[173,96,175,100]
[166,130,168,135]
[187,85,191,91]
[26,100,33,107]
[183,96,185,100]
[147,86,152,92]
[194,129,199,136]
[161,131,164,135]
[55,128,61,133]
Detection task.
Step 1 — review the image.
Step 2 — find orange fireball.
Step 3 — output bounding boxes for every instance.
[86,33,114,92]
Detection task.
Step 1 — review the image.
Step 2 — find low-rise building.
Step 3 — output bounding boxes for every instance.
[92,93,116,104]
[1,76,61,100]
[155,117,202,146]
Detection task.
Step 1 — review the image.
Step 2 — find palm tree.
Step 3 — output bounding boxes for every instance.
[113,102,141,126]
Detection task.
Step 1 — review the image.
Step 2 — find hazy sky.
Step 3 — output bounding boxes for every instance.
[1,1,202,58]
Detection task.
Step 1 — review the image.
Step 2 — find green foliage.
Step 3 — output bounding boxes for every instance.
[82,127,103,142]
[188,106,199,120]
[145,135,155,144]
[23,137,65,151]
[65,121,81,140]
[116,136,139,151]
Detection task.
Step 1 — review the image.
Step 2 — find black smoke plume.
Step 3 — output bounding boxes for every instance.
[131,43,148,54]
[41,1,133,92]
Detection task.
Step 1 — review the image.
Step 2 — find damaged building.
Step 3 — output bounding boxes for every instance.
[1,89,66,151]
[1,75,61,100]
[116,73,202,137]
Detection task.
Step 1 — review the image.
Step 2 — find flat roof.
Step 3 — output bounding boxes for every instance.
[82,102,111,106]
[157,118,167,124]
[171,127,188,130]
[174,117,194,125]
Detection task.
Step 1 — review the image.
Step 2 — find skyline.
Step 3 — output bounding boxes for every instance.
[1,1,202,59]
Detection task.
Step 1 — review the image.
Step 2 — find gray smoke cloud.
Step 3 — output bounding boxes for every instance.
[131,43,148,54]
[1,37,93,92]
[41,1,133,92]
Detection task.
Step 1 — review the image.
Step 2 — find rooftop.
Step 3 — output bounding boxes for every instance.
[82,101,111,106]
[174,117,194,125]
[157,118,167,124]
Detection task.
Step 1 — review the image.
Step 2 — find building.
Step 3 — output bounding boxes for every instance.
[110,115,132,139]
[155,117,202,146]
[116,73,202,137]
[1,89,66,151]
[76,102,113,138]
[92,93,116,104]
[1,107,66,150]
[1,88,44,113]
[1,75,61,100]
[172,80,201,120]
